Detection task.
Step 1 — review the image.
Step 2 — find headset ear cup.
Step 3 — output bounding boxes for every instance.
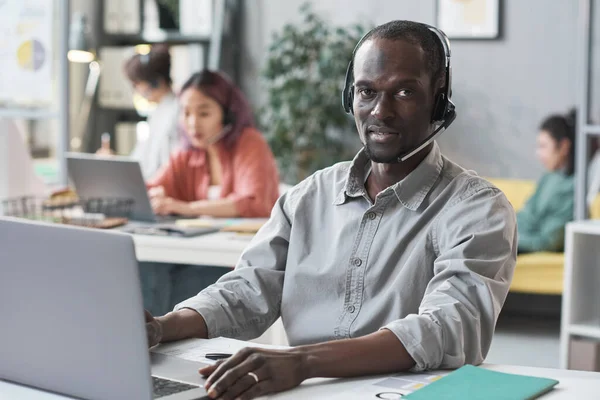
[347,89,354,114]
[432,93,447,122]
[342,60,355,114]
[223,110,235,127]
[342,83,353,114]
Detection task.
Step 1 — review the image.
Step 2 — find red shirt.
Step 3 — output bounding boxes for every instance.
[149,128,280,217]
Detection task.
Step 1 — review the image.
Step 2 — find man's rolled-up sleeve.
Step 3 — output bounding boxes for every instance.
[383,186,517,371]
[174,192,293,340]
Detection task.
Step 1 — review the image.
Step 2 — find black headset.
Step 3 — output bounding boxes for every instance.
[341,23,457,161]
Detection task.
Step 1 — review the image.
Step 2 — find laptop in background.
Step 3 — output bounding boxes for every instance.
[0,217,209,399]
[66,153,171,223]
[66,153,221,237]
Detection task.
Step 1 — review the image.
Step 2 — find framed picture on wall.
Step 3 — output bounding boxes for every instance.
[437,0,501,40]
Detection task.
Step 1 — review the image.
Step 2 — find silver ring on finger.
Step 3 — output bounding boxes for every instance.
[247,371,260,384]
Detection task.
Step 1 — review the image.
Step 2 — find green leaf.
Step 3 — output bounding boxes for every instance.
[261,3,366,183]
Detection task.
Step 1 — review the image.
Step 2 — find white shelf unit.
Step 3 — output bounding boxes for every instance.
[569,322,600,340]
[560,220,600,368]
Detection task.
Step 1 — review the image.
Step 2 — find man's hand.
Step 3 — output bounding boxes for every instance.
[197,330,415,399]
[145,310,163,348]
[200,347,309,400]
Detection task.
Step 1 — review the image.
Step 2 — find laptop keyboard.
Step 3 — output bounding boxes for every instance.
[153,376,198,398]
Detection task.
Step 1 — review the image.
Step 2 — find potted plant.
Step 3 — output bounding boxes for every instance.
[260,3,370,183]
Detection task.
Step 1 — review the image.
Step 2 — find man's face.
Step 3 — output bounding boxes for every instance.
[353,38,436,163]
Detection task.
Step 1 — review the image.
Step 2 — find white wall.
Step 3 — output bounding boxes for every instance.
[240,0,579,179]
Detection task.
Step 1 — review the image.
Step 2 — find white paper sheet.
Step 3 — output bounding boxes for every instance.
[331,371,448,399]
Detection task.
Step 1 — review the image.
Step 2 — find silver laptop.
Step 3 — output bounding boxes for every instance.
[66,152,171,223]
[0,217,208,400]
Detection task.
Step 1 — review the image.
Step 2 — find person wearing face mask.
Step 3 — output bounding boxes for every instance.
[97,44,179,180]
[139,70,280,316]
[516,110,576,254]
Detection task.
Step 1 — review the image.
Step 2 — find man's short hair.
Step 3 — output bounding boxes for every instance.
[355,21,445,89]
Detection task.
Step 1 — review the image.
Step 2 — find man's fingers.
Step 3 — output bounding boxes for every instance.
[146,322,158,347]
[144,311,162,348]
[201,349,304,400]
[144,310,154,323]
[199,360,223,377]
[204,348,251,386]
[204,348,259,395]
[236,381,273,400]
[212,372,259,400]
[232,365,272,400]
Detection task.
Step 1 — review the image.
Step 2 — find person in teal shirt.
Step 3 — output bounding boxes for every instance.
[518,110,576,253]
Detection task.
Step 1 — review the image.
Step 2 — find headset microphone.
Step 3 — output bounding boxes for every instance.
[396,109,456,163]
[204,124,233,146]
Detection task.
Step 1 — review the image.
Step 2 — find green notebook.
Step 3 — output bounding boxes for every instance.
[404,365,558,400]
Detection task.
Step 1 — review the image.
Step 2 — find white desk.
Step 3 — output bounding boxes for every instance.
[133,231,252,267]
[3,362,600,399]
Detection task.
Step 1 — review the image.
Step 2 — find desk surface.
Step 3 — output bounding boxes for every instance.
[133,231,252,267]
[3,363,600,399]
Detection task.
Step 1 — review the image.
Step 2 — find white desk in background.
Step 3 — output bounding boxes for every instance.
[132,231,251,267]
[3,360,600,399]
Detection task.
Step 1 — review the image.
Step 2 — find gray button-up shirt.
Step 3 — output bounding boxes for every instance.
[176,142,517,371]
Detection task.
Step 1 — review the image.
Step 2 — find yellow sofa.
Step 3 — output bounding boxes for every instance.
[487,178,564,295]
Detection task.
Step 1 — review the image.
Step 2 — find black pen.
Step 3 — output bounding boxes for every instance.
[205,352,233,360]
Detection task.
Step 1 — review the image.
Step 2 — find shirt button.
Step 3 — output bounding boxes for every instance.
[352,258,362,267]
[347,305,356,313]
[367,212,377,220]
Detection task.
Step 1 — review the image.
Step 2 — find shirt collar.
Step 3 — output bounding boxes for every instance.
[334,142,444,211]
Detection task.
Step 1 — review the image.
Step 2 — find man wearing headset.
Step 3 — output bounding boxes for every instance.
[145,21,517,399]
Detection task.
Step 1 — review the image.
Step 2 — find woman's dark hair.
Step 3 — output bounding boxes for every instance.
[179,70,255,147]
[123,44,172,86]
[540,108,577,175]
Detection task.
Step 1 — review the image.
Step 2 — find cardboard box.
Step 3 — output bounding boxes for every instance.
[569,337,600,371]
